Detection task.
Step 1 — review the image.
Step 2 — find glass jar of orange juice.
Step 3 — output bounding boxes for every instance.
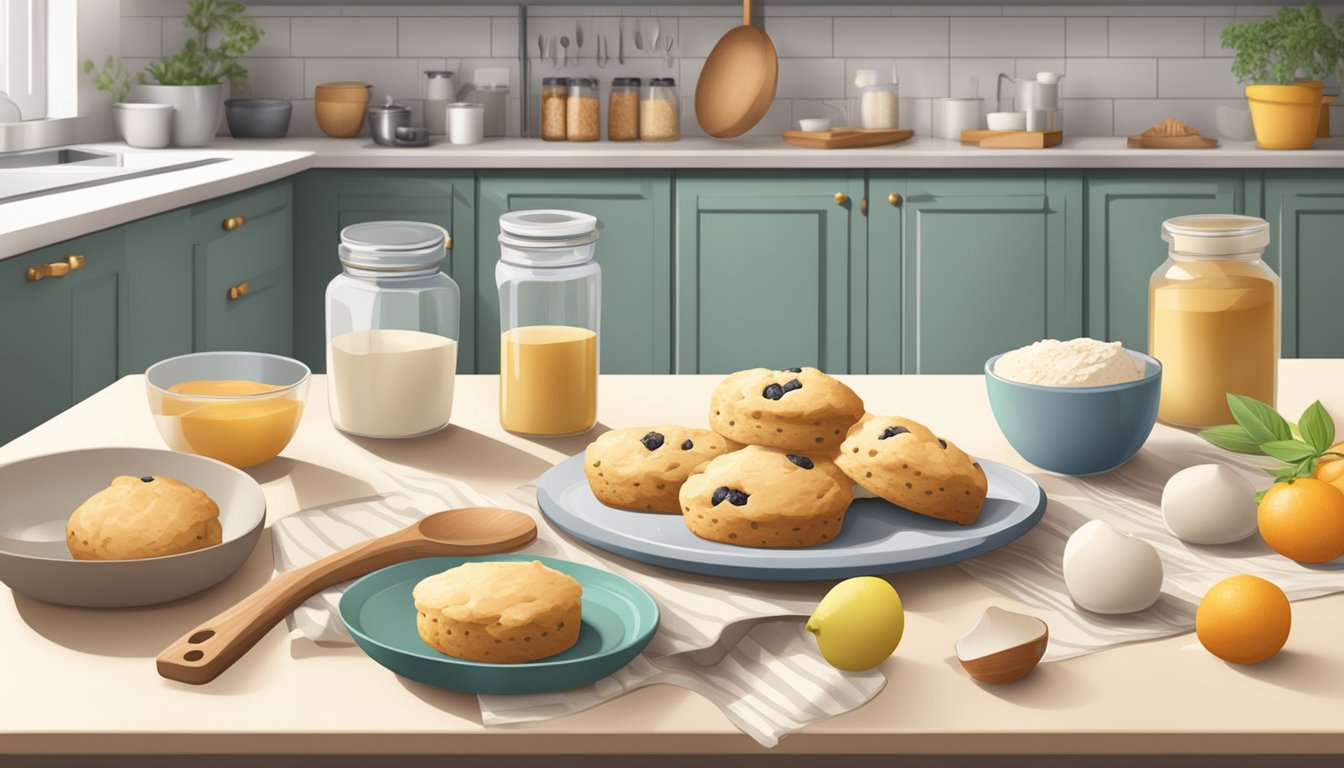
[1150,215,1278,427]
[496,209,601,436]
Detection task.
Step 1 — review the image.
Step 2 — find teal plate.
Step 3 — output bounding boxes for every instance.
[339,554,659,695]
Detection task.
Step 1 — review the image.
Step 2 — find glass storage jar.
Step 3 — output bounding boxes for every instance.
[1149,214,1278,427]
[567,77,600,142]
[541,76,569,141]
[860,81,900,130]
[640,77,679,141]
[496,209,601,436]
[608,77,641,141]
[327,221,460,438]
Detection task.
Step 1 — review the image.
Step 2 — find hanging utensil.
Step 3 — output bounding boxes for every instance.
[695,0,778,138]
[550,35,558,67]
[597,35,609,68]
[634,21,644,52]
[560,36,570,69]
[661,35,674,69]
[576,21,584,57]
[651,20,661,53]
[538,34,546,66]
[618,17,625,64]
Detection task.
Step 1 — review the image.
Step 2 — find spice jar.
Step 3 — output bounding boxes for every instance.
[640,77,679,141]
[496,209,601,436]
[327,221,460,438]
[541,76,569,141]
[608,77,640,141]
[567,77,600,142]
[1149,215,1278,427]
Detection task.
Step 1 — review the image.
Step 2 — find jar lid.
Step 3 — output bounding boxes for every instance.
[650,77,676,87]
[448,101,484,109]
[543,77,571,86]
[1162,214,1270,257]
[425,70,454,78]
[339,221,448,272]
[315,81,370,90]
[498,209,600,259]
[572,77,599,87]
[613,77,642,87]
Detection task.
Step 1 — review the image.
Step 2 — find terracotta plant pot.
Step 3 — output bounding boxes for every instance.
[1245,81,1323,150]
[314,81,371,138]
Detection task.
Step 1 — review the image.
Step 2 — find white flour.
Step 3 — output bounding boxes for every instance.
[994,338,1144,387]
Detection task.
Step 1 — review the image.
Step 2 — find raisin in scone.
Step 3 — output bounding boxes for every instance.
[836,414,988,525]
[679,445,853,548]
[584,426,739,513]
[708,367,865,453]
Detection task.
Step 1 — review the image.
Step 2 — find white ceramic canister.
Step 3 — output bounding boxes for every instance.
[934,97,982,139]
[448,102,484,145]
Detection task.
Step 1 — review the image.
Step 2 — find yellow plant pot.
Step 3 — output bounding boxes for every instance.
[1245,82,1323,150]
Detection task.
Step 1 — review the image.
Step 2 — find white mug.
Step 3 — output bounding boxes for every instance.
[934,97,982,140]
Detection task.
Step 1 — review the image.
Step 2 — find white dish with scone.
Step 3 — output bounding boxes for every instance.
[0,447,265,607]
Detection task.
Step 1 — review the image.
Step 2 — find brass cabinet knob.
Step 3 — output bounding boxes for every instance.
[222,215,246,231]
[445,234,452,250]
[27,254,86,282]
[227,281,250,301]
[834,192,848,205]
[888,192,903,207]
[860,197,868,215]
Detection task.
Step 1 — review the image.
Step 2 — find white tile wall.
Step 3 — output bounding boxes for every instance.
[122,3,1343,139]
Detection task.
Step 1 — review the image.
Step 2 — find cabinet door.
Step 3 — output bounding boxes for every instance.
[0,229,126,443]
[192,183,293,356]
[1086,172,1244,352]
[1266,172,1344,358]
[866,177,904,374]
[292,170,475,372]
[900,173,1083,374]
[478,172,672,374]
[676,173,862,374]
[124,209,193,373]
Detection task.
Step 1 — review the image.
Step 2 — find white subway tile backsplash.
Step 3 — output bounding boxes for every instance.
[344,6,513,17]
[1066,17,1107,57]
[234,58,306,100]
[1113,97,1247,136]
[777,58,845,99]
[1064,57,1156,98]
[1158,58,1243,99]
[304,58,420,103]
[951,17,1064,58]
[764,18,834,58]
[398,17,493,58]
[120,17,162,59]
[834,17,949,58]
[492,17,521,58]
[1108,17,1204,57]
[1060,98,1114,135]
[251,18,292,58]
[292,17,397,58]
[1008,6,1236,17]
[678,17,738,58]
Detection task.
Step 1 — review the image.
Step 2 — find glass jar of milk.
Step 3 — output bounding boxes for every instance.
[327,221,460,438]
[496,209,601,436]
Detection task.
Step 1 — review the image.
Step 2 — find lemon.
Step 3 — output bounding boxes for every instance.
[805,577,904,671]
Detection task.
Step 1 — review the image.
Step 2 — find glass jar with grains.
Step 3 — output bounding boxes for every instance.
[640,77,679,141]
[541,77,569,141]
[608,78,641,141]
[567,77,600,142]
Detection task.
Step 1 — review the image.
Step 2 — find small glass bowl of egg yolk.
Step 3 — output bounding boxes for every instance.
[146,352,311,468]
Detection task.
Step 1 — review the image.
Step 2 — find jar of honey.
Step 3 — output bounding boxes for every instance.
[1149,215,1278,427]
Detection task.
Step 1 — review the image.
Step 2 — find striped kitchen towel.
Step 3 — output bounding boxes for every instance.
[270,470,883,748]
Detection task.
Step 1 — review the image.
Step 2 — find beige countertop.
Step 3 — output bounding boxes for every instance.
[1,364,1342,764]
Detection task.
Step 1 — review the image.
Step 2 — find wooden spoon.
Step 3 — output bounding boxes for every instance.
[157,507,537,685]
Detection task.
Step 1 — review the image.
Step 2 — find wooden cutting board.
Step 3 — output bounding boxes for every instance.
[1127,134,1218,149]
[783,127,914,149]
[960,130,1064,149]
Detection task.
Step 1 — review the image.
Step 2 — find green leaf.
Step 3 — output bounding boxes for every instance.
[1299,401,1337,455]
[1228,393,1292,445]
[1261,439,1318,464]
[1254,489,1269,504]
[1200,424,1266,455]
[1295,456,1321,479]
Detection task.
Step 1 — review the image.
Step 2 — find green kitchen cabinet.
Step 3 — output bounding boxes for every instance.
[0,228,126,443]
[191,182,293,357]
[675,173,865,374]
[478,172,672,374]
[124,209,193,373]
[292,170,476,373]
[877,172,1084,374]
[1085,172,1245,352]
[1264,172,1344,358]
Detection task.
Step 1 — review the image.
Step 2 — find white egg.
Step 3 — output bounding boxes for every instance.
[1161,464,1258,545]
[1062,520,1164,614]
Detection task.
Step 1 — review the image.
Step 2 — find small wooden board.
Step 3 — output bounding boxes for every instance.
[961,129,1064,149]
[783,127,914,149]
[1127,134,1218,149]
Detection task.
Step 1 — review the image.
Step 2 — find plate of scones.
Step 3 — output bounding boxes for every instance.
[537,367,1046,580]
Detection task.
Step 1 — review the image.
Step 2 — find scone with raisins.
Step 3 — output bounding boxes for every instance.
[708,367,865,453]
[584,425,739,513]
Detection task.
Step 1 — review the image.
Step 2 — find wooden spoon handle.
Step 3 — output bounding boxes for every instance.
[743,0,751,26]
[157,532,441,685]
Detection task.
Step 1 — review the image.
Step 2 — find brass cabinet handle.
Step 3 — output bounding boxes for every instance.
[445,234,452,250]
[222,215,246,231]
[860,197,868,215]
[888,192,903,207]
[27,254,86,282]
[227,281,250,301]
[834,192,848,205]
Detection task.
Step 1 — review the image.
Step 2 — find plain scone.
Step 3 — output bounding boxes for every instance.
[66,475,222,560]
[413,560,583,664]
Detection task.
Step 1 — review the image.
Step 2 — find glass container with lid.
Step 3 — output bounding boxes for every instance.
[327,221,460,438]
[567,77,600,142]
[1149,214,1278,427]
[608,77,641,141]
[496,209,601,436]
[541,76,570,141]
[640,77,679,141]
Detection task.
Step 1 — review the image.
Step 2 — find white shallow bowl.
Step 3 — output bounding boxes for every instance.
[798,117,833,132]
[0,447,266,607]
[987,112,1027,131]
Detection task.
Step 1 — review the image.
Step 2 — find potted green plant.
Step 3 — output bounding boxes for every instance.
[1221,4,1344,150]
[86,0,262,147]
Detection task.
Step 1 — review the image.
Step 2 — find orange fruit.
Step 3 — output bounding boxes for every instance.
[1256,478,1344,563]
[1196,575,1291,664]
[1320,441,1344,463]
[1319,458,1344,498]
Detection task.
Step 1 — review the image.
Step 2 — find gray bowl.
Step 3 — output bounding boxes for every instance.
[225,98,292,138]
[0,447,266,607]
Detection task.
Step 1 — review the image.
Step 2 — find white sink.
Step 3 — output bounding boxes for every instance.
[0,147,229,203]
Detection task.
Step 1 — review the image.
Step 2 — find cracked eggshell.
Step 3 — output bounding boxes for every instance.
[1161,464,1258,545]
[955,606,1048,684]
[1062,519,1164,614]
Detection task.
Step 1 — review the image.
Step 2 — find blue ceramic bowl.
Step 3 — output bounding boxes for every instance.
[984,350,1162,476]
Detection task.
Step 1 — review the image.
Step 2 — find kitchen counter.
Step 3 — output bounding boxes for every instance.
[1,363,1342,766]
